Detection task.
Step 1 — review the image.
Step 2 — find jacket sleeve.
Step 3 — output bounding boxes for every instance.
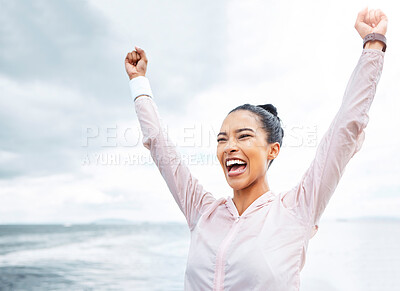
[280,49,385,237]
[130,76,216,231]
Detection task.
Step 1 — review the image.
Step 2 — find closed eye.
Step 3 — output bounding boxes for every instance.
[217,134,251,142]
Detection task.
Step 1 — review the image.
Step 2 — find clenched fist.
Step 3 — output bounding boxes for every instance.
[125,46,148,80]
[355,7,388,39]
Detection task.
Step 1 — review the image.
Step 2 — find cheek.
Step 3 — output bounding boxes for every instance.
[216,147,224,166]
[216,145,222,158]
[246,148,267,169]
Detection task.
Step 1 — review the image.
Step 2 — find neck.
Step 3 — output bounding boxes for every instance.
[232,176,270,216]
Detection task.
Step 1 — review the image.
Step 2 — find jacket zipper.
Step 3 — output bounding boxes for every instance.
[213,216,242,291]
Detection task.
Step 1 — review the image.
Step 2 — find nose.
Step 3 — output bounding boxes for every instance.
[224,139,238,154]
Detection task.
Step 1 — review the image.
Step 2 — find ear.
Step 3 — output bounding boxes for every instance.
[267,142,280,161]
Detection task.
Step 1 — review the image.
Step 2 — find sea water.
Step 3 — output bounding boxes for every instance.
[0,220,399,291]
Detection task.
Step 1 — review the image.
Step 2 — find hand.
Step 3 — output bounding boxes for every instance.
[125,46,148,80]
[355,7,388,39]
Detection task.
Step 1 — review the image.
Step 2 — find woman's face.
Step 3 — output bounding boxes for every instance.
[216,110,277,190]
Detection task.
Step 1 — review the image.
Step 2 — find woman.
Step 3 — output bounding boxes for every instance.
[124,7,388,291]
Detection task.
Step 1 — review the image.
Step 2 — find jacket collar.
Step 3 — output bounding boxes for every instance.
[225,190,276,219]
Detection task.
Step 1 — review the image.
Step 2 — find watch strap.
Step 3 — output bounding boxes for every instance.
[363,32,387,52]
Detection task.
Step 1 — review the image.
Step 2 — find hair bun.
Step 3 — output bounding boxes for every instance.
[257,104,279,118]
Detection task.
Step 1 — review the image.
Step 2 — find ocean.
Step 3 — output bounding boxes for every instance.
[0,220,399,291]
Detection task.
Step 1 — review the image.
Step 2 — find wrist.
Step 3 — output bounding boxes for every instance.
[363,32,386,52]
[129,73,146,80]
[364,40,385,51]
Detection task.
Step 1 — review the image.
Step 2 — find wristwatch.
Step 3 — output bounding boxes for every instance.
[363,32,387,52]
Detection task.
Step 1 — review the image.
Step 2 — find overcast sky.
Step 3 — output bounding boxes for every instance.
[0,0,399,224]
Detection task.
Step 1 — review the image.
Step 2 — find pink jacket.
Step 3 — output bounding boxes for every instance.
[129,48,385,290]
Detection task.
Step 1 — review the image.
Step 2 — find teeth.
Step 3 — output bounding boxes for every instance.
[226,159,246,167]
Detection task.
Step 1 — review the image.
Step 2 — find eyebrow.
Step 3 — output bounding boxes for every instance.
[217,128,255,137]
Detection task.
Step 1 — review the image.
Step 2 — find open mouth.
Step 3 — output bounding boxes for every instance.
[226,159,248,177]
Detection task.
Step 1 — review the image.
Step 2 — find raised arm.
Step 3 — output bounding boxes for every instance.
[125,47,216,230]
[280,8,388,236]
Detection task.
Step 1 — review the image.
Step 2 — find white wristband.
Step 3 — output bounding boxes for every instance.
[129,76,153,101]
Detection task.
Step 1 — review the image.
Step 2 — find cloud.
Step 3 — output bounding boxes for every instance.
[0,0,120,101]
[0,0,399,223]
[0,0,230,180]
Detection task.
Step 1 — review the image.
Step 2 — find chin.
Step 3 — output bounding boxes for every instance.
[225,177,248,190]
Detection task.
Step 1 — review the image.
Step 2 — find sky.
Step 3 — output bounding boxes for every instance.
[0,0,399,224]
